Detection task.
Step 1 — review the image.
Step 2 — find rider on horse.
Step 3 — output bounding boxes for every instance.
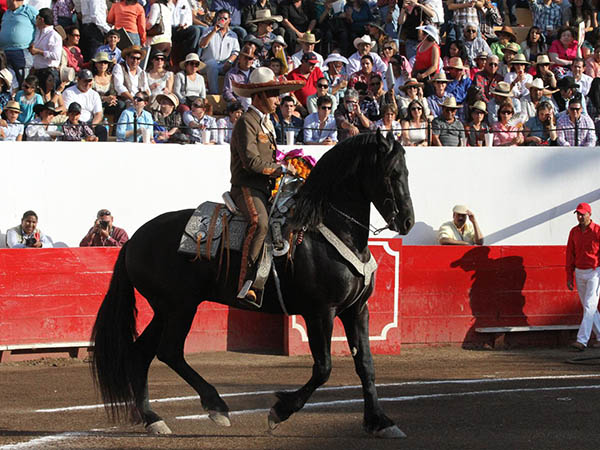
[230,67,304,305]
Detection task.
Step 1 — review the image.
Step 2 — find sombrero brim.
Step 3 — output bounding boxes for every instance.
[122,47,147,60]
[180,59,207,71]
[33,105,58,115]
[491,91,513,97]
[471,105,487,113]
[232,79,305,98]
[247,15,283,23]
[353,38,373,48]
[401,83,423,90]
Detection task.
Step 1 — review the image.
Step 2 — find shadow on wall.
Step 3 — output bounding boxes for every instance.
[0,232,5,248]
[451,247,527,348]
[397,221,438,245]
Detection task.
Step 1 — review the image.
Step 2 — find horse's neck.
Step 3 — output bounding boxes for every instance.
[324,196,371,259]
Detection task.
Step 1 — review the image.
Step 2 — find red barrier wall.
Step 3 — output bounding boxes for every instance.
[0,243,582,361]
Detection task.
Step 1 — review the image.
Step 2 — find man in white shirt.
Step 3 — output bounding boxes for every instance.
[62,69,106,140]
[29,8,61,71]
[290,32,323,69]
[566,57,592,98]
[347,35,386,76]
[111,46,151,103]
[172,0,203,67]
[199,9,240,93]
[76,0,111,60]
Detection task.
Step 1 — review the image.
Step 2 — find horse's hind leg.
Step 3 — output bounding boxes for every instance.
[269,310,335,430]
[155,303,231,427]
[339,302,405,438]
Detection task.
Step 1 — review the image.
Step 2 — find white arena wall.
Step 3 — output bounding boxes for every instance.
[1,142,599,247]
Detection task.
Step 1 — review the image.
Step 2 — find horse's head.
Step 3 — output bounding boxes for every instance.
[368,130,415,235]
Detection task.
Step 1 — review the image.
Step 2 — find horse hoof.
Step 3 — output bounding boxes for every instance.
[267,408,281,430]
[146,420,172,434]
[372,425,407,439]
[209,411,231,427]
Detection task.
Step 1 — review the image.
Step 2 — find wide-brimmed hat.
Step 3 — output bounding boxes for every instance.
[490,81,514,97]
[416,24,440,44]
[180,52,206,71]
[298,32,320,44]
[122,45,147,60]
[557,76,579,90]
[247,9,282,24]
[476,51,489,59]
[400,78,424,91]
[471,101,487,114]
[232,67,304,97]
[526,78,545,90]
[4,100,20,113]
[441,96,461,109]
[324,53,348,66]
[496,25,517,41]
[367,21,386,34]
[60,66,75,83]
[353,34,375,49]
[504,42,520,54]
[156,93,180,108]
[270,35,287,48]
[509,54,530,65]
[33,101,58,115]
[536,54,551,65]
[92,51,112,64]
[150,50,168,60]
[446,57,466,70]
[453,204,469,214]
[0,68,13,88]
[431,71,450,83]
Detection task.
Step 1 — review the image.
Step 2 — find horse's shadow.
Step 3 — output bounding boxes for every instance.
[451,247,528,348]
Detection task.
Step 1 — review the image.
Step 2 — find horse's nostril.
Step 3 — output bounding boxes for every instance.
[405,217,414,232]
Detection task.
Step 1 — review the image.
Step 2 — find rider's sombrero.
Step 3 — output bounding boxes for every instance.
[232,67,304,97]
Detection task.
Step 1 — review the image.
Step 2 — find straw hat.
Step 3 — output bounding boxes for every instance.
[526,78,545,90]
[122,45,147,60]
[4,100,20,113]
[509,54,530,65]
[92,51,112,64]
[535,54,551,65]
[440,97,461,109]
[367,21,386,34]
[0,68,13,88]
[431,71,450,83]
[446,57,466,70]
[490,81,514,97]
[60,66,75,83]
[298,32,320,44]
[471,101,487,114]
[156,93,180,108]
[416,24,440,44]
[232,67,304,97]
[324,53,348,66]
[353,34,375,49]
[496,25,517,41]
[504,42,520,54]
[247,9,283,24]
[400,78,424,91]
[180,52,206,71]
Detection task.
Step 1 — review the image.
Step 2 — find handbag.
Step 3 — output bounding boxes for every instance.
[147,5,165,37]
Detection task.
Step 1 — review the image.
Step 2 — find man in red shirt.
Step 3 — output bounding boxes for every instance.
[566,202,600,351]
[286,52,323,110]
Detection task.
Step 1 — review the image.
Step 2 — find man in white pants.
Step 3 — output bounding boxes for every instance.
[566,202,600,351]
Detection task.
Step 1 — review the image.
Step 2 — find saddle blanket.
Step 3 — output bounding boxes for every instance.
[178,202,248,259]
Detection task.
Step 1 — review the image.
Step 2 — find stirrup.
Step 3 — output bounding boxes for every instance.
[237,280,253,299]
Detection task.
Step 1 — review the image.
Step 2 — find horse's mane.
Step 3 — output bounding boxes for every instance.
[290,133,391,230]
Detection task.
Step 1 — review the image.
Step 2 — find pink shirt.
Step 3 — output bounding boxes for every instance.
[491,122,520,146]
[549,39,578,69]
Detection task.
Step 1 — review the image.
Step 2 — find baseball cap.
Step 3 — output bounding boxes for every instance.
[301,52,319,64]
[77,69,93,80]
[575,203,592,214]
[67,102,82,114]
[453,205,469,214]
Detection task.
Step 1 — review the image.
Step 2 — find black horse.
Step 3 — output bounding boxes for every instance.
[91,130,415,438]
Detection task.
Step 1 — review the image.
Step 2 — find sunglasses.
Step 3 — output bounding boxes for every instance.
[71,34,81,38]
[134,97,145,102]
[488,63,499,66]
[569,107,582,111]
[317,84,329,88]
[383,46,394,50]
[499,110,513,114]
[320,106,332,110]
[129,56,142,61]
[466,29,477,33]
[188,62,200,66]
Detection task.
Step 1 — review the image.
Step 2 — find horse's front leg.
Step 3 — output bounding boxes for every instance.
[339,302,406,438]
[268,310,335,430]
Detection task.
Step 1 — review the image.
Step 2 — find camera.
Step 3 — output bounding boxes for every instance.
[25,237,37,247]
[99,220,110,230]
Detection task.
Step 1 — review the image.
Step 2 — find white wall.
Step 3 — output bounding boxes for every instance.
[1,142,598,247]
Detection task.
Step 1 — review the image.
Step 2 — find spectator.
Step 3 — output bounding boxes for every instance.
[400,99,428,146]
[532,54,557,90]
[388,53,412,96]
[217,100,243,144]
[470,51,489,79]
[116,91,154,142]
[52,0,74,29]
[107,0,147,46]
[398,77,430,119]
[0,67,12,108]
[557,97,596,146]
[91,52,123,126]
[520,26,547,63]
[342,0,374,43]
[549,26,579,75]
[427,71,451,118]
[182,96,218,144]
[491,100,524,146]
[0,100,24,141]
[505,54,533,103]
[487,80,521,123]
[247,9,281,60]
[584,45,600,78]
[552,75,581,114]
[0,0,38,86]
[461,23,491,67]
[464,100,489,146]
[438,204,484,246]
[431,96,466,146]
[223,47,256,110]
[171,0,203,69]
[398,0,424,61]
[377,0,401,39]
[334,88,371,141]
[62,68,106,140]
[445,57,472,108]
[286,51,323,109]
[198,9,240,94]
[323,53,348,103]
[523,100,557,145]
[147,51,174,106]
[442,39,468,75]
[79,209,129,247]
[6,210,53,248]
[290,32,323,69]
[96,29,122,66]
[209,0,251,41]
[447,0,480,31]
[521,78,554,122]
[303,94,337,145]
[361,73,392,121]
[63,25,84,73]
[266,35,292,72]
[379,39,400,70]
[25,100,59,141]
[174,52,207,109]
[490,26,518,61]
[279,0,315,52]
[529,0,563,42]
[111,45,151,105]
[567,57,592,98]
[37,68,65,114]
[272,95,303,144]
[476,0,502,42]
[348,54,378,94]
[306,76,337,114]
[62,101,98,141]
[153,92,186,143]
[497,41,520,79]
[243,0,280,36]
[565,202,600,351]
[15,74,43,124]
[78,0,111,61]
[412,25,441,86]
[146,0,173,56]
[565,0,597,28]
[29,7,61,79]
[347,34,386,77]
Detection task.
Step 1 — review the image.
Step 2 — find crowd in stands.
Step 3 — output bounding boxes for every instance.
[0,0,599,146]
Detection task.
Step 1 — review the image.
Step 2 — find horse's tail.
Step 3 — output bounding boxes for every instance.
[91,241,139,421]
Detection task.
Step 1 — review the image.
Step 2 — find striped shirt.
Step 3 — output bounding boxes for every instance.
[556,113,596,147]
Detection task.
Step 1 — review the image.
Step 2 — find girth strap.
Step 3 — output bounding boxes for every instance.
[316,223,378,288]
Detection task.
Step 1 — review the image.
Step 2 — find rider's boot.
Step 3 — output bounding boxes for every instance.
[237,261,260,307]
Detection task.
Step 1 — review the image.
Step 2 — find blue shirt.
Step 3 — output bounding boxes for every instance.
[15,91,44,124]
[446,76,472,105]
[0,5,38,51]
[116,108,154,142]
[96,44,122,64]
[303,113,337,144]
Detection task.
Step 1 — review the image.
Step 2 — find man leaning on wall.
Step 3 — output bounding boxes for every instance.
[438,204,484,246]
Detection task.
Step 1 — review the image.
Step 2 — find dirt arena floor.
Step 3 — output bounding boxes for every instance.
[1,346,599,450]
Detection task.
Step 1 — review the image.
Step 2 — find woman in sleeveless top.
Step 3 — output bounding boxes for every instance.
[147,51,174,107]
[371,103,402,140]
[173,53,207,110]
[401,99,429,146]
[412,25,440,84]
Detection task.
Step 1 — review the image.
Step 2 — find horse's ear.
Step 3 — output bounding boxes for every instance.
[386,130,395,147]
[376,127,384,146]
[376,127,392,153]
